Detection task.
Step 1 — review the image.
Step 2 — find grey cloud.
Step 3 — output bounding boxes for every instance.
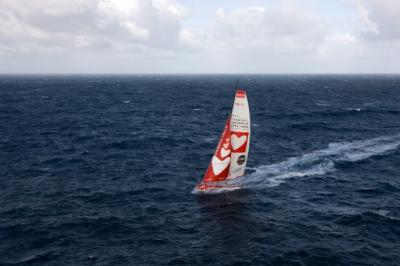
[211,5,326,54]
[1,0,400,73]
[356,0,400,41]
[0,0,190,53]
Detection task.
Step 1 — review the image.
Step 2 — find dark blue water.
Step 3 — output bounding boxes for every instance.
[1,75,400,265]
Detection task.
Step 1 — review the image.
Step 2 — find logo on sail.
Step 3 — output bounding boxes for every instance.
[236,90,246,98]
[237,155,246,165]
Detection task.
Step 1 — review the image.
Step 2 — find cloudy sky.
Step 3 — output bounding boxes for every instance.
[0,0,400,73]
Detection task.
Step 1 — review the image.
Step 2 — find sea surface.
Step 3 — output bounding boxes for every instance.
[1,74,400,266]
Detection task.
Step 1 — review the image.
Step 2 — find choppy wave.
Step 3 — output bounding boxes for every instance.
[239,134,400,189]
[3,75,400,265]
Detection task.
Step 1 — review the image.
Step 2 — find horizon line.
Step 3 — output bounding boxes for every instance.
[1,73,400,75]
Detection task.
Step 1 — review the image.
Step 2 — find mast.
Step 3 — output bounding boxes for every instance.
[235,80,239,90]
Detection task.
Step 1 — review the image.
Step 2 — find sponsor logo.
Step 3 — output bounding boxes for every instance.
[237,155,246,165]
[236,90,245,98]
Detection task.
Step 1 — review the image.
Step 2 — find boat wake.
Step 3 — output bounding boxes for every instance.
[237,133,400,189]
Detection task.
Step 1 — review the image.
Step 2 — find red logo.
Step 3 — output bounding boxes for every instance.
[236,90,245,98]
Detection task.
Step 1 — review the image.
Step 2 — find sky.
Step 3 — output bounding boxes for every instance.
[0,0,400,73]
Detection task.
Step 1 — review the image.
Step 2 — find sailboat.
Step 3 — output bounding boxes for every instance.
[195,88,250,193]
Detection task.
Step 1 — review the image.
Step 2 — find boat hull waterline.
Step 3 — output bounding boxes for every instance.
[193,182,242,194]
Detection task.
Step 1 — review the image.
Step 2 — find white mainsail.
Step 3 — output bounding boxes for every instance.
[227,89,250,179]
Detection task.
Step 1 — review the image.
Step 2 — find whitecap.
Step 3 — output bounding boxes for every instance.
[316,101,330,107]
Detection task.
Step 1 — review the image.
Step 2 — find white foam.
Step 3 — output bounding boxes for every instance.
[237,134,400,189]
[316,102,330,107]
[345,107,362,112]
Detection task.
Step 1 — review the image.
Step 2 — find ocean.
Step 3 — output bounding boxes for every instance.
[1,74,400,265]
